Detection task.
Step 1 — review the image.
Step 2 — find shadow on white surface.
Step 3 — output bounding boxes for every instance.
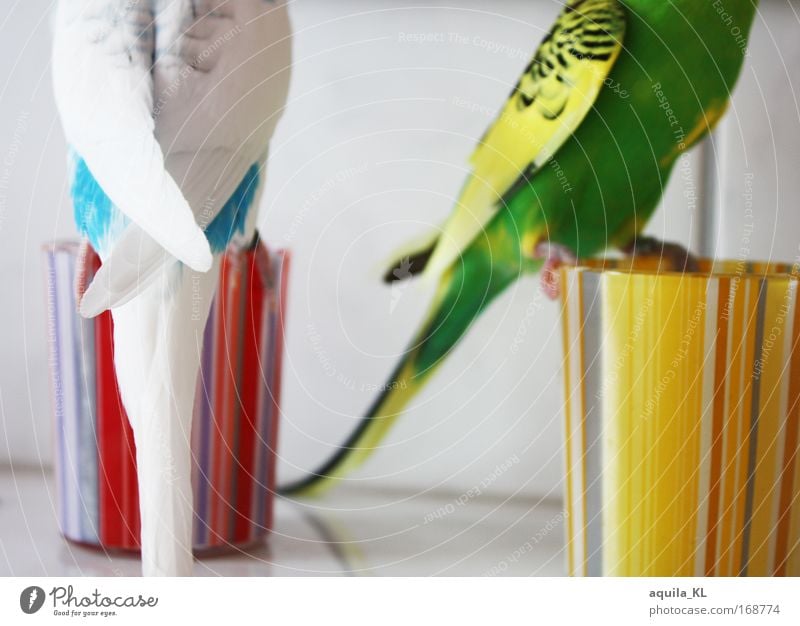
[0,467,566,576]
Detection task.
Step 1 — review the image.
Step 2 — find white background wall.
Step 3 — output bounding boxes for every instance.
[0,1,798,500]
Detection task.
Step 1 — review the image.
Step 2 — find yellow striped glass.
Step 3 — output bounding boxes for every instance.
[560,258,800,576]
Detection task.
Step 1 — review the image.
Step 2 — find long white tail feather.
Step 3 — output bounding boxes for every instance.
[111,258,221,577]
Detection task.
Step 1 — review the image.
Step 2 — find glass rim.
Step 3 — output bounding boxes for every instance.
[562,257,800,280]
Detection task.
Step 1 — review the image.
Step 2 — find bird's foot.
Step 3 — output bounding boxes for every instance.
[620,236,700,273]
[533,241,577,301]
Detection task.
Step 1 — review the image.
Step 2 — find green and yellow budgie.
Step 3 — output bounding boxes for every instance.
[282,0,759,496]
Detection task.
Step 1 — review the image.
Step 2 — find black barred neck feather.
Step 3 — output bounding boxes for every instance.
[510,0,625,117]
[565,0,620,14]
[566,0,611,6]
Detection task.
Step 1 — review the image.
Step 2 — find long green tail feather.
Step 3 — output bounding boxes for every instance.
[279,244,523,498]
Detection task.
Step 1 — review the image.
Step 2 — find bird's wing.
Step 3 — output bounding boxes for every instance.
[52,0,212,272]
[76,0,292,317]
[78,148,265,317]
[423,0,626,277]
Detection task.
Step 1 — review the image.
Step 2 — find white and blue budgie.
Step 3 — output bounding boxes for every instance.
[52,0,292,576]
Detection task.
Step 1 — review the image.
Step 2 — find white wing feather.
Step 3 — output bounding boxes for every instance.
[52,0,213,273]
[58,0,292,317]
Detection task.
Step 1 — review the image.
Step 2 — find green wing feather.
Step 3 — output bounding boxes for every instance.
[418,0,626,277]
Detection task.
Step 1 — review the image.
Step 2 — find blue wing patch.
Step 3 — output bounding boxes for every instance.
[68,152,260,256]
[69,152,129,255]
[204,163,260,253]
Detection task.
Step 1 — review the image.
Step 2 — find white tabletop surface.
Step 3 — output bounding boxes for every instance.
[0,467,567,577]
